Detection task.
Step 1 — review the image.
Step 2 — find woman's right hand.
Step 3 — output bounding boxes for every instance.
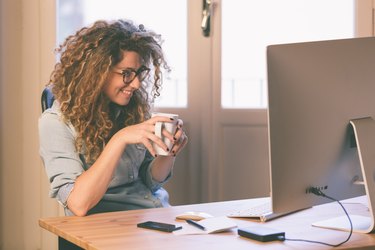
[115,116,176,157]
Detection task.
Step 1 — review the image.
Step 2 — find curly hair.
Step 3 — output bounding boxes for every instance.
[48,19,169,163]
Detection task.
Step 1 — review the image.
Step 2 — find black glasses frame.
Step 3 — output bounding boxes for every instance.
[116,65,150,85]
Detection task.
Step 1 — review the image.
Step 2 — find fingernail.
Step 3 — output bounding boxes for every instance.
[166,147,169,152]
[172,150,175,154]
[170,118,174,120]
[154,154,158,157]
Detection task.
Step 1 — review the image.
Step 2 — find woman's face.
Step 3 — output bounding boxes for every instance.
[103,51,143,106]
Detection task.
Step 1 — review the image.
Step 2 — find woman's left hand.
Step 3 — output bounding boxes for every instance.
[169,119,188,156]
[150,118,188,182]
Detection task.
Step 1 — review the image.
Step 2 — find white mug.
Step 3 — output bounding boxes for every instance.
[151,112,179,156]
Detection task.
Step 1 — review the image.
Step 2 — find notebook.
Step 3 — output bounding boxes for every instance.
[173,216,237,235]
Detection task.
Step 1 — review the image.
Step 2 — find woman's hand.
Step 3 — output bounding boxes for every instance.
[149,117,188,182]
[116,116,188,157]
[169,119,188,156]
[116,116,175,157]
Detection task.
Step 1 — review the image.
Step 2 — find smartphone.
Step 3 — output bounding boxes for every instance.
[137,221,182,232]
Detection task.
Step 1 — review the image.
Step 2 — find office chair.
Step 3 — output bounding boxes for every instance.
[41,87,83,249]
[41,86,54,112]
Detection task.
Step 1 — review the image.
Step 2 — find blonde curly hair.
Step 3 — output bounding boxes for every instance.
[48,19,169,163]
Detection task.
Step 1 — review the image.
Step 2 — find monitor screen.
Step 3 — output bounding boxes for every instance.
[267,37,375,231]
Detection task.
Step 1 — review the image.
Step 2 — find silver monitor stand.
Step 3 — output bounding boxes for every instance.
[312,117,375,233]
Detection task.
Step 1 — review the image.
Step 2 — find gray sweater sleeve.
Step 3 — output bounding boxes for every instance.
[38,107,84,201]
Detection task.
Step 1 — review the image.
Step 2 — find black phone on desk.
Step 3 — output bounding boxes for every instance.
[137,221,182,232]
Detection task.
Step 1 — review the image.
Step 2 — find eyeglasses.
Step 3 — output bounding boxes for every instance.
[113,65,150,85]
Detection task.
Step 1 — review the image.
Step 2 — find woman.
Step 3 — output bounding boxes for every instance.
[39,19,188,216]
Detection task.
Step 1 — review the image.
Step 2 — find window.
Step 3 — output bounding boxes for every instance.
[221,0,355,108]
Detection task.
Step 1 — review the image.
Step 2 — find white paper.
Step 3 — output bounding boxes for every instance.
[173,216,237,235]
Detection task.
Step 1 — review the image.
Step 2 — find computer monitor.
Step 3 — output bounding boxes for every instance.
[267,37,375,233]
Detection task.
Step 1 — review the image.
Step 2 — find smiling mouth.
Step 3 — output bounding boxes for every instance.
[120,87,133,97]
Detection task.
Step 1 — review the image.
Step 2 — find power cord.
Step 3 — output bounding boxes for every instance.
[278,187,353,247]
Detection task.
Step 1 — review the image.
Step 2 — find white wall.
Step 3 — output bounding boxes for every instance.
[0,0,59,249]
[1,1,23,249]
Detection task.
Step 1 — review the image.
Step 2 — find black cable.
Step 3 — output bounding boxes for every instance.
[278,187,353,247]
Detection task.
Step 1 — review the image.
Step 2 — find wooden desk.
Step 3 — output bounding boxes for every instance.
[39,196,375,250]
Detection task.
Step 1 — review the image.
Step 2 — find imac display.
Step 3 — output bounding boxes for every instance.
[267,37,375,233]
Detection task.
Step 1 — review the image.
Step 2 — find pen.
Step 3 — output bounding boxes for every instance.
[186,219,206,231]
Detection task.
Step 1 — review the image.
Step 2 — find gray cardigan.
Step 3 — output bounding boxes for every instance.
[38,102,170,215]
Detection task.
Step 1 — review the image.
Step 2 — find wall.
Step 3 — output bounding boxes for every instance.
[1,1,24,249]
[0,0,3,247]
[0,0,59,249]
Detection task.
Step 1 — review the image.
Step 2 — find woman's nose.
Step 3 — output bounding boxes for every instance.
[129,76,141,90]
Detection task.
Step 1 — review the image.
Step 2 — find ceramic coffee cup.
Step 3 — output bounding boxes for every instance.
[152,112,179,156]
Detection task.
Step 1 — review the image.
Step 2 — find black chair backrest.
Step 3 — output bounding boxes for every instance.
[41,87,55,112]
